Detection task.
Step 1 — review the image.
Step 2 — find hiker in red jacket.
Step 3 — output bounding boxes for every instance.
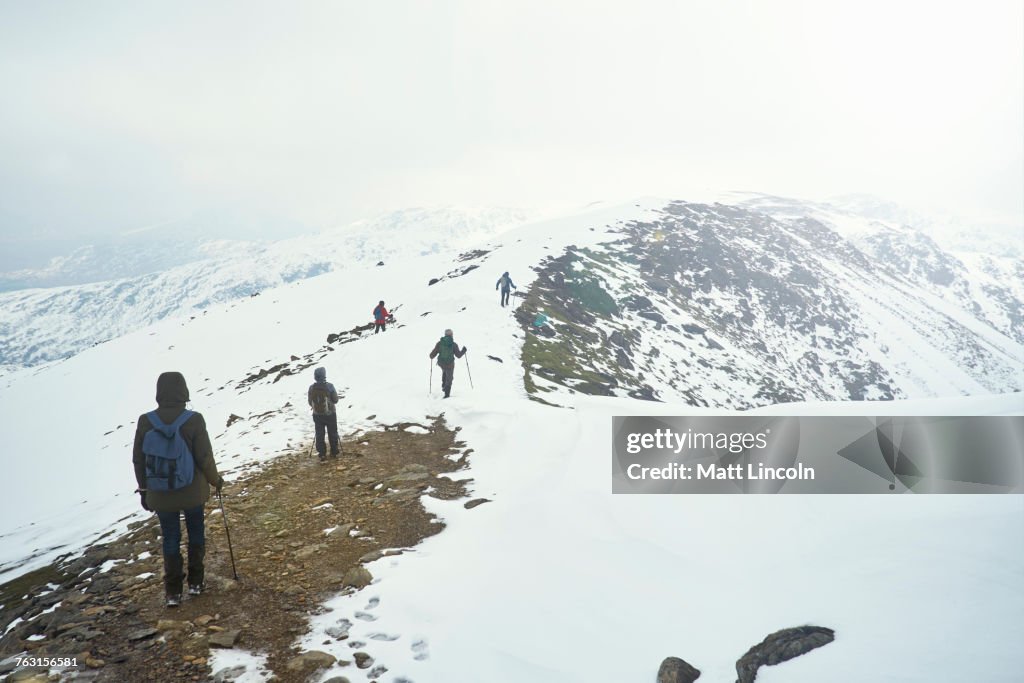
[373,300,389,334]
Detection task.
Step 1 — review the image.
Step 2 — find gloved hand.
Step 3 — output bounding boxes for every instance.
[215,476,225,494]
[463,346,469,354]
[139,491,150,512]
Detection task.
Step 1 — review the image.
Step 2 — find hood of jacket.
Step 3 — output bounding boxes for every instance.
[156,371,190,408]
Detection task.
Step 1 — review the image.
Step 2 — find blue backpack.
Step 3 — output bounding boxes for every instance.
[143,410,196,492]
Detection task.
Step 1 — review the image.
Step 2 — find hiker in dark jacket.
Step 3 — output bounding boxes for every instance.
[373,300,389,334]
[495,272,516,307]
[308,366,340,460]
[132,371,222,607]
[429,328,467,398]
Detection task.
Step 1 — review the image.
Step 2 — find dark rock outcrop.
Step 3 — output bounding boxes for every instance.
[657,656,701,683]
[735,625,835,683]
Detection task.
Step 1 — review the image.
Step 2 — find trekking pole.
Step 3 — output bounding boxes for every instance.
[429,359,433,396]
[217,490,240,581]
[464,352,474,389]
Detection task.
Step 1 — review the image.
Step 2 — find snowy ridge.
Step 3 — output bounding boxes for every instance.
[736,193,1024,346]
[0,207,528,369]
[0,199,1021,681]
[517,201,1023,407]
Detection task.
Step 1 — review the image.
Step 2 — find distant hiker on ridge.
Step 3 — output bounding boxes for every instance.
[429,328,467,398]
[373,300,389,333]
[308,366,340,460]
[133,371,223,607]
[496,271,517,307]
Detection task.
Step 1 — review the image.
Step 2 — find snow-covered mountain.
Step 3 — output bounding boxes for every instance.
[735,193,1024,347]
[0,207,529,370]
[516,200,1022,408]
[0,199,1021,682]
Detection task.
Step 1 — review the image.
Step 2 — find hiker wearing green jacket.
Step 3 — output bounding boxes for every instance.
[429,328,467,398]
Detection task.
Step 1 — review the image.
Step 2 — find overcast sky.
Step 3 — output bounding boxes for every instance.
[1,0,1021,252]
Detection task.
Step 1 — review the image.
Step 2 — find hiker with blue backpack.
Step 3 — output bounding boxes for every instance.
[429,328,468,398]
[133,371,223,607]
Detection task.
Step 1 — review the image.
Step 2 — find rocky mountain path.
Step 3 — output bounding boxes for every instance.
[1,415,481,682]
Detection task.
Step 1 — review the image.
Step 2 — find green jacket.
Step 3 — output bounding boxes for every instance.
[133,372,220,513]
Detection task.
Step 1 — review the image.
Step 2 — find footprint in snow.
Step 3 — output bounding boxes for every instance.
[355,611,378,621]
[412,639,429,661]
[369,632,400,641]
[366,596,380,609]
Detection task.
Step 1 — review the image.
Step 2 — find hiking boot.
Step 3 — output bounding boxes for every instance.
[163,553,184,608]
[330,450,340,459]
[187,543,205,596]
[318,453,327,462]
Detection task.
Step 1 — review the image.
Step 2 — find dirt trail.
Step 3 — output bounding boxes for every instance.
[0,415,484,682]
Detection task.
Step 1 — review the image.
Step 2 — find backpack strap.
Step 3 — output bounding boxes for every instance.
[169,410,194,432]
[147,409,194,435]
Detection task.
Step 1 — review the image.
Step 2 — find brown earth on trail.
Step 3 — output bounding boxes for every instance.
[0,415,474,683]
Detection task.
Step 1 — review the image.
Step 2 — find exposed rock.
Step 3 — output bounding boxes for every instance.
[286,650,337,672]
[608,330,630,348]
[385,471,429,484]
[736,625,835,683]
[464,498,490,509]
[658,656,701,683]
[638,310,667,325]
[82,604,116,617]
[358,550,384,564]
[125,627,158,641]
[156,619,189,631]
[343,567,373,588]
[295,544,327,560]
[209,629,241,648]
[212,665,247,682]
[353,652,374,669]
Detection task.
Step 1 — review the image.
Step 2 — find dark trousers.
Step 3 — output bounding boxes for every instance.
[439,362,455,396]
[500,289,510,307]
[157,505,205,557]
[374,321,386,333]
[314,412,340,456]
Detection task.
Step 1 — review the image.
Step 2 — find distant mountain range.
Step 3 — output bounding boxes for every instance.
[0,207,528,370]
